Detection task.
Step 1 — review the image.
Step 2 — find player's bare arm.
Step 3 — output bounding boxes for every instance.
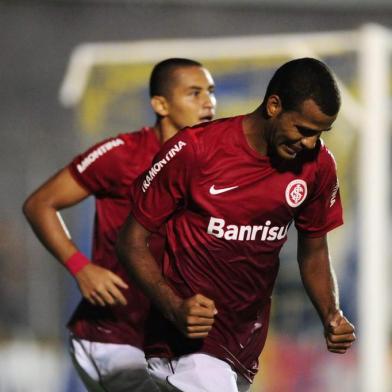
[297,233,356,354]
[117,215,217,338]
[23,167,128,306]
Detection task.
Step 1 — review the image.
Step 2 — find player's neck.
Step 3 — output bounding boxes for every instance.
[242,109,268,156]
[153,121,178,145]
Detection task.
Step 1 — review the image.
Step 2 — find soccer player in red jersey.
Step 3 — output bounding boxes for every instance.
[23,58,216,392]
[117,58,356,392]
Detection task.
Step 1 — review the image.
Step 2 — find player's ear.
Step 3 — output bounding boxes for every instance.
[151,96,169,117]
[266,95,282,118]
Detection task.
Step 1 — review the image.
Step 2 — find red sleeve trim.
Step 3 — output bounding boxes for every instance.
[68,163,94,194]
[296,219,343,238]
[132,206,161,233]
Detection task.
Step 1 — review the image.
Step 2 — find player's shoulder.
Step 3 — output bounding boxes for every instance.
[190,115,240,136]
[317,139,337,169]
[82,129,133,151]
[90,126,156,152]
[155,116,241,161]
[183,115,242,149]
[118,126,156,145]
[297,139,337,175]
[73,127,155,174]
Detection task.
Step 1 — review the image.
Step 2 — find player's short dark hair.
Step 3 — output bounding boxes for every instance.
[263,57,341,116]
[149,58,203,97]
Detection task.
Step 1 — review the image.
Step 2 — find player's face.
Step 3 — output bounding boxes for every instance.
[165,66,216,130]
[268,97,337,160]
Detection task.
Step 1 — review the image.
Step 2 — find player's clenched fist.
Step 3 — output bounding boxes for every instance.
[324,310,356,354]
[75,264,129,307]
[172,294,218,339]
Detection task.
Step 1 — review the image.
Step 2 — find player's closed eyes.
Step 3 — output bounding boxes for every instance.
[296,126,322,138]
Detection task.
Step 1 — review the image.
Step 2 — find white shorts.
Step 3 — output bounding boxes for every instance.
[69,335,159,392]
[147,353,251,392]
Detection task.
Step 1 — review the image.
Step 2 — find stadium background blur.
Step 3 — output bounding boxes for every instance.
[1,1,391,391]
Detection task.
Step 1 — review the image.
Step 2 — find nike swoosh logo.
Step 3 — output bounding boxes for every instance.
[209,185,239,195]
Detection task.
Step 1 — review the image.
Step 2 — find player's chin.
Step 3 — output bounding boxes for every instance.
[198,115,213,123]
[277,146,297,160]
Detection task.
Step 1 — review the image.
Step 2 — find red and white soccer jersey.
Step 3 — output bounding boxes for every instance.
[130,115,343,382]
[67,127,162,348]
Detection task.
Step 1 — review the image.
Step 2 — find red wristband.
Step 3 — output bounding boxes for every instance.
[65,251,90,276]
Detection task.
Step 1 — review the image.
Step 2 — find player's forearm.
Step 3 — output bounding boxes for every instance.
[123,245,182,320]
[297,235,340,325]
[299,255,340,325]
[23,197,77,263]
[116,223,182,320]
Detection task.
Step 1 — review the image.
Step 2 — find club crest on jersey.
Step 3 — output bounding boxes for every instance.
[285,179,307,208]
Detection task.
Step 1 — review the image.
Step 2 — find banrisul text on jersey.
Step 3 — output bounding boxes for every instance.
[207,217,290,241]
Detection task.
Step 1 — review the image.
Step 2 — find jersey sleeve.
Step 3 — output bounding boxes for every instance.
[130,132,196,232]
[295,148,343,237]
[68,135,130,196]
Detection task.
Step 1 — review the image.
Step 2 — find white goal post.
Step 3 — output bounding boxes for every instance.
[59,24,391,392]
[358,24,391,392]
